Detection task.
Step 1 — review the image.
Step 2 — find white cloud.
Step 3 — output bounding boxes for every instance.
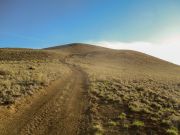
[88,41,180,65]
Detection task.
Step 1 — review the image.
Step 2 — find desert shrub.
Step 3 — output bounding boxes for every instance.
[2,94,15,105]
[135,86,144,91]
[166,127,178,135]
[150,116,158,121]
[151,102,162,110]
[122,123,129,128]
[161,119,172,127]
[91,123,104,135]
[142,107,151,114]
[119,112,126,120]
[108,120,118,126]
[129,102,142,112]
[1,80,12,89]
[169,114,180,128]
[132,120,145,127]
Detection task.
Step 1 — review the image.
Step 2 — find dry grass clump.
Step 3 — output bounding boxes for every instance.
[132,120,145,127]
[91,122,104,135]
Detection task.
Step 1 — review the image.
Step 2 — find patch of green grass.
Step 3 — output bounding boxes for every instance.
[132,120,145,127]
[166,127,178,135]
[118,112,126,120]
[161,119,172,127]
[92,123,104,135]
[122,123,129,128]
[129,104,141,112]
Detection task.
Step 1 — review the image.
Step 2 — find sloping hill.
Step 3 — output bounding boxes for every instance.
[0,43,179,135]
[46,43,180,135]
[46,43,180,80]
[45,43,179,67]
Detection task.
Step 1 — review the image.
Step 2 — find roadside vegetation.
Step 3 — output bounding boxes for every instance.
[0,49,70,106]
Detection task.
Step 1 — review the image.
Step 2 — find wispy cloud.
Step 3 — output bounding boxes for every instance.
[87,40,180,65]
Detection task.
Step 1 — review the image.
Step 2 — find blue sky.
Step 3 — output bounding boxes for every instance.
[0,0,180,49]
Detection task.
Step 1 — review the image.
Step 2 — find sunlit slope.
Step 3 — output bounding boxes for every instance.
[46,43,180,80]
[45,43,180,134]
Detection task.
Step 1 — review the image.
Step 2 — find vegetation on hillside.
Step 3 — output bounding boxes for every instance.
[88,79,180,134]
[0,49,70,106]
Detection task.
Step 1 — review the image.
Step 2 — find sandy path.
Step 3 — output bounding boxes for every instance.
[0,65,89,135]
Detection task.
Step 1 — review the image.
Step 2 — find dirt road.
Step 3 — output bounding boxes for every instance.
[0,64,89,135]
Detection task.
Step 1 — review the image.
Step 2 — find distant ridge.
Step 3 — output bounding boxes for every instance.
[45,43,179,66]
[44,43,110,54]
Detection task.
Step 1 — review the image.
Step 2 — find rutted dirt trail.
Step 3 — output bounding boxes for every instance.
[0,64,89,135]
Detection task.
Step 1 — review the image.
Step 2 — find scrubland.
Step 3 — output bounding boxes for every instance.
[0,49,70,106]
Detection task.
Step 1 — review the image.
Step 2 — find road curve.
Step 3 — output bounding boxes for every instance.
[0,64,89,135]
